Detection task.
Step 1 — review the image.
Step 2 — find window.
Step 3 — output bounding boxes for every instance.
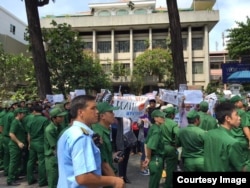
[123,63,130,75]
[210,63,221,69]
[192,38,203,50]
[192,61,203,74]
[116,9,129,16]
[182,38,187,50]
[82,42,93,50]
[98,10,111,16]
[134,9,147,15]
[152,39,167,49]
[97,41,111,53]
[184,62,187,73]
[115,41,130,53]
[134,40,146,52]
[10,24,16,35]
[102,64,111,73]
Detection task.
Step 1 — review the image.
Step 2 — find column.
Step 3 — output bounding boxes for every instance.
[188,26,193,85]
[149,27,152,50]
[92,30,96,53]
[130,29,133,74]
[204,25,210,88]
[111,29,115,63]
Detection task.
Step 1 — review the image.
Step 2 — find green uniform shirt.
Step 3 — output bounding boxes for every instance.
[9,118,26,146]
[2,111,15,137]
[145,124,163,156]
[177,124,205,158]
[204,126,248,171]
[44,122,60,156]
[231,109,250,141]
[27,114,50,142]
[92,123,116,172]
[198,111,218,131]
[161,118,179,146]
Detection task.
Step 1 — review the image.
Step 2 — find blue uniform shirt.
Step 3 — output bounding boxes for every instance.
[57,121,102,188]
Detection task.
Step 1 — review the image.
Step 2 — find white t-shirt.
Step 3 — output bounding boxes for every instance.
[123,117,132,134]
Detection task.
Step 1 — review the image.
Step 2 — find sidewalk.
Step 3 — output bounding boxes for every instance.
[0,154,167,188]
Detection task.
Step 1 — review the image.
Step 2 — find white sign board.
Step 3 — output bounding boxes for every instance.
[113,96,149,121]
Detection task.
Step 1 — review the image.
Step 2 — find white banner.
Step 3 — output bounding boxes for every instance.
[183,90,203,104]
[113,96,149,121]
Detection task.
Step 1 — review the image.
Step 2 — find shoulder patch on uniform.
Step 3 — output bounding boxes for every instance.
[80,127,89,135]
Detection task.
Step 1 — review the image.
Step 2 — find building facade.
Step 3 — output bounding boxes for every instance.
[0,6,28,54]
[40,0,219,90]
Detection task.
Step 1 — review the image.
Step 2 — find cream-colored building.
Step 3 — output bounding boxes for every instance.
[0,6,28,54]
[40,0,219,90]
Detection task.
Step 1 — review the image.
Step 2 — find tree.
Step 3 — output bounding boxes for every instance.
[227,16,250,60]
[166,0,187,89]
[24,0,53,99]
[42,21,111,96]
[0,44,37,100]
[134,48,172,81]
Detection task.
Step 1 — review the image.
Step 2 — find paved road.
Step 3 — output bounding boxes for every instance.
[0,154,166,188]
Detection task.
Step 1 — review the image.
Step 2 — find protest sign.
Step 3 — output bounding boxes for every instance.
[113,95,148,121]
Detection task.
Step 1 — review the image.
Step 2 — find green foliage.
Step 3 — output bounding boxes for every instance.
[111,61,129,79]
[42,20,111,96]
[133,48,173,82]
[0,43,36,100]
[227,16,250,59]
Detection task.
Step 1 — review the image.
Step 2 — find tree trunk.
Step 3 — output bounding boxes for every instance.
[24,0,52,99]
[166,0,187,89]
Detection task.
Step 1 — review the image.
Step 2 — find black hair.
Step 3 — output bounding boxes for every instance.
[33,105,43,113]
[70,95,96,119]
[215,102,236,124]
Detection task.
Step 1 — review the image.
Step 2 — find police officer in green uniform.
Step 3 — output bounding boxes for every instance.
[198,101,218,131]
[26,105,50,186]
[7,108,27,186]
[143,110,165,188]
[44,107,67,188]
[204,102,250,171]
[230,95,250,160]
[161,106,179,188]
[92,102,121,188]
[177,109,206,171]
[1,101,18,176]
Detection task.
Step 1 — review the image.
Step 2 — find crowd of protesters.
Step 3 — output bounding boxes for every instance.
[0,92,250,188]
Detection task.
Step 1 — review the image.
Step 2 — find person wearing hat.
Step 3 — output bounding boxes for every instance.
[91,102,120,188]
[143,110,165,188]
[44,107,67,188]
[161,106,179,188]
[1,100,19,176]
[26,105,50,186]
[204,102,250,171]
[198,101,218,131]
[176,109,206,172]
[230,95,250,160]
[7,108,27,186]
